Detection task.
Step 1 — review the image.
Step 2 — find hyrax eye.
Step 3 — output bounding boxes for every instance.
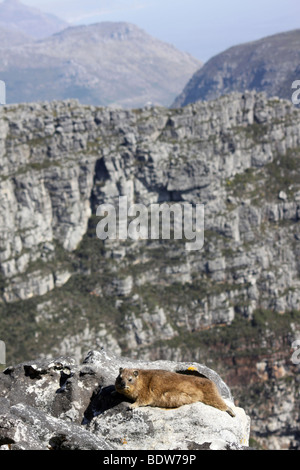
[128,377,133,382]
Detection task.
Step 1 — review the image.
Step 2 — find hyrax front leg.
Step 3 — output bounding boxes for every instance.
[129,401,140,410]
[129,398,151,410]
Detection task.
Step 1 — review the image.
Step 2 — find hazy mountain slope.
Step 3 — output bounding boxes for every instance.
[173,29,300,107]
[0,24,33,46]
[0,22,201,108]
[0,0,69,39]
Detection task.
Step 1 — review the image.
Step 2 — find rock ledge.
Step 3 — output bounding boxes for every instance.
[0,349,250,450]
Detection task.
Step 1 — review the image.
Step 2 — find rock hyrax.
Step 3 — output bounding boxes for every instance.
[115,368,235,417]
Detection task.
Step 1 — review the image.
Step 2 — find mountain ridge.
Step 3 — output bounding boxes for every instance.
[0,0,69,39]
[173,28,300,108]
[0,20,202,108]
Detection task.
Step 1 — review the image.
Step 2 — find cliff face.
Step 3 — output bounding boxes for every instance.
[0,92,300,449]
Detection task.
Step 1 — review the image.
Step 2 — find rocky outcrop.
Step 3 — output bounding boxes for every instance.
[0,349,250,450]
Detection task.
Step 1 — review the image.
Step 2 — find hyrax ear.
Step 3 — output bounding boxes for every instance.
[119,367,123,374]
[133,370,139,377]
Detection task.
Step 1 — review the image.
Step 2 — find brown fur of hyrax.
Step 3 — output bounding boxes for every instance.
[115,368,235,417]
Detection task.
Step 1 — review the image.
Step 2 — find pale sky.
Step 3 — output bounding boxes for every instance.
[6,0,300,61]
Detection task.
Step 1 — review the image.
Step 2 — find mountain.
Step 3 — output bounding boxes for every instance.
[0,24,33,46]
[0,0,69,39]
[173,29,300,108]
[0,92,300,448]
[0,21,201,108]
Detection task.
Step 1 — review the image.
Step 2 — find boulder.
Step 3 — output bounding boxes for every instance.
[0,349,250,450]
